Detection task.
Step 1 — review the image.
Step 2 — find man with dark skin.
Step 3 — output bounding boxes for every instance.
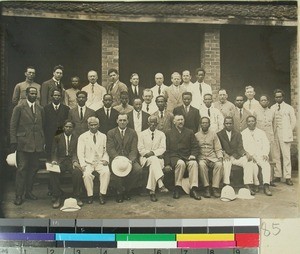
[232,95,252,133]
[113,91,134,114]
[153,95,174,133]
[65,76,80,108]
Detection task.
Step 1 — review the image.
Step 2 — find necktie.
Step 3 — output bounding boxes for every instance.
[199,83,202,96]
[278,104,280,111]
[66,136,70,156]
[137,111,140,119]
[160,111,163,118]
[30,105,34,115]
[55,105,58,111]
[249,100,252,110]
[56,82,61,90]
[158,86,161,95]
[185,106,188,114]
[107,108,110,118]
[208,108,210,117]
[93,134,96,144]
[146,104,149,112]
[134,86,138,96]
[151,132,154,140]
[92,84,94,93]
[80,107,83,120]
[121,130,124,138]
[240,109,242,119]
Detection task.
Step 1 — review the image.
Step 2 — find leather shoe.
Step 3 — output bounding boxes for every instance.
[150,193,157,202]
[190,188,201,200]
[76,198,83,207]
[116,193,123,203]
[99,194,106,205]
[52,198,60,209]
[273,177,281,183]
[270,181,277,187]
[253,185,260,193]
[264,184,272,196]
[87,196,93,204]
[203,187,211,198]
[14,196,23,206]
[286,179,293,186]
[159,186,169,193]
[173,186,180,199]
[123,192,131,201]
[212,188,221,198]
[245,184,255,196]
[25,192,38,200]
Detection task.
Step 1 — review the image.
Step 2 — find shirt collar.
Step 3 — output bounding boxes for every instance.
[26,100,35,107]
[78,105,86,110]
[118,127,127,133]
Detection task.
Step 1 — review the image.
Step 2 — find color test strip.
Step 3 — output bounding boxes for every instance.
[177,241,236,248]
[235,233,259,247]
[0,233,55,240]
[177,234,234,241]
[116,234,175,241]
[55,233,115,241]
[117,241,177,248]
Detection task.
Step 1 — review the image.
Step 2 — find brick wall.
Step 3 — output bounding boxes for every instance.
[200,25,221,100]
[101,23,119,89]
[290,32,298,115]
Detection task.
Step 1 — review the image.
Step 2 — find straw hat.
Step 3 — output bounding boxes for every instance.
[220,185,236,202]
[111,156,132,177]
[60,198,81,212]
[6,151,17,167]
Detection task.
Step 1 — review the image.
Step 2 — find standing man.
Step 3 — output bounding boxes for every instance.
[232,95,252,133]
[138,115,169,202]
[128,73,144,106]
[153,95,174,133]
[243,86,261,114]
[82,70,106,111]
[173,92,200,133]
[199,94,224,133]
[150,73,167,100]
[217,117,254,193]
[142,89,157,115]
[77,117,111,205]
[107,114,143,203]
[68,91,95,137]
[12,66,41,106]
[191,68,212,110]
[113,91,134,114]
[271,89,296,185]
[41,65,64,107]
[64,76,81,109]
[213,89,235,117]
[44,89,69,160]
[196,117,223,198]
[164,72,186,112]
[164,115,201,200]
[95,94,119,135]
[127,98,150,134]
[50,121,83,208]
[241,116,272,196]
[181,70,194,92]
[107,68,128,107]
[10,87,45,205]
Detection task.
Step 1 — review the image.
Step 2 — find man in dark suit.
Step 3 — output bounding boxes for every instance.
[107,69,128,107]
[10,87,45,205]
[44,89,69,160]
[217,117,254,194]
[41,65,64,107]
[107,114,143,203]
[164,114,201,200]
[50,121,83,208]
[68,91,95,137]
[173,92,200,133]
[127,98,150,134]
[153,95,174,133]
[128,73,144,105]
[95,94,118,135]
[233,95,252,132]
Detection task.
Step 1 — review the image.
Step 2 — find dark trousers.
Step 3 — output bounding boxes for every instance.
[16,151,40,197]
[50,157,82,198]
[112,161,143,193]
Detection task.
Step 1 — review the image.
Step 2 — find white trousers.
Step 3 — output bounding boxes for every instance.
[175,160,198,188]
[143,156,164,191]
[252,158,271,185]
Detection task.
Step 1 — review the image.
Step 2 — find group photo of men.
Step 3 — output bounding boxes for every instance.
[8,64,297,211]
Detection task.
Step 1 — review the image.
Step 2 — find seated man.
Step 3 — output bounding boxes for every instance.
[138,115,169,202]
[107,114,143,203]
[77,117,111,204]
[50,120,83,208]
[164,114,201,200]
[217,117,254,194]
[195,117,223,198]
[241,115,272,196]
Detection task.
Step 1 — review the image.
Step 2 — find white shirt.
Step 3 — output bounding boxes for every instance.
[118,127,127,137]
[150,84,167,99]
[131,85,139,95]
[226,130,231,141]
[243,98,261,114]
[199,106,224,132]
[78,105,87,118]
[27,100,36,113]
[142,101,158,115]
[191,81,212,109]
[52,103,60,110]
[64,134,71,156]
[182,81,194,92]
[82,83,106,111]
[133,110,142,134]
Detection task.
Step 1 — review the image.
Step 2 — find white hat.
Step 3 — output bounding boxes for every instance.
[60,198,81,212]
[237,188,255,200]
[181,178,190,194]
[111,156,132,177]
[220,185,236,202]
[6,152,17,167]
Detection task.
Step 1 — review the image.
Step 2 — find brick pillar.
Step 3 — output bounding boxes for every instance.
[290,31,298,115]
[200,25,221,100]
[101,23,119,89]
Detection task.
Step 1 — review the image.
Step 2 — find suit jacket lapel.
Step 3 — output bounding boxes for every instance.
[24,104,35,121]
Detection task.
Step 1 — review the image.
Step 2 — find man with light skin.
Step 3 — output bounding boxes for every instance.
[243,85,261,114]
[12,66,41,106]
[181,70,194,92]
[128,73,144,105]
[270,89,296,186]
[151,73,167,99]
[81,70,106,111]
[113,91,134,114]
[142,89,157,115]
[153,95,174,133]
[213,89,235,117]
[64,76,80,109]
[107,68,128,107]
[164,72,186,112]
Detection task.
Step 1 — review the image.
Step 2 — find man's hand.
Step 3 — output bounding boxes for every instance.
[51,161,58,165]
[223,153,231,162]
[144,151,155,158]
[163,165,172,173]
[245,152,253,162]
[188,155,196,160]
[101,160,109,166]
[73,161,81,170]
[262,155,269,161]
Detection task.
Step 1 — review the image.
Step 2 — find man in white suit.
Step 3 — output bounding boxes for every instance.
[191,68,212,110]
[271,89,296,186]
[138,115,169,202]
[77,117,110,205]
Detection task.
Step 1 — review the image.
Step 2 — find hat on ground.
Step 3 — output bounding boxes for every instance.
[60,198,81,212]
[111,156,132,177]
[181,178,190,194]
[237,188,255,200]
[6,151,17,167]
[220,185,236,202]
